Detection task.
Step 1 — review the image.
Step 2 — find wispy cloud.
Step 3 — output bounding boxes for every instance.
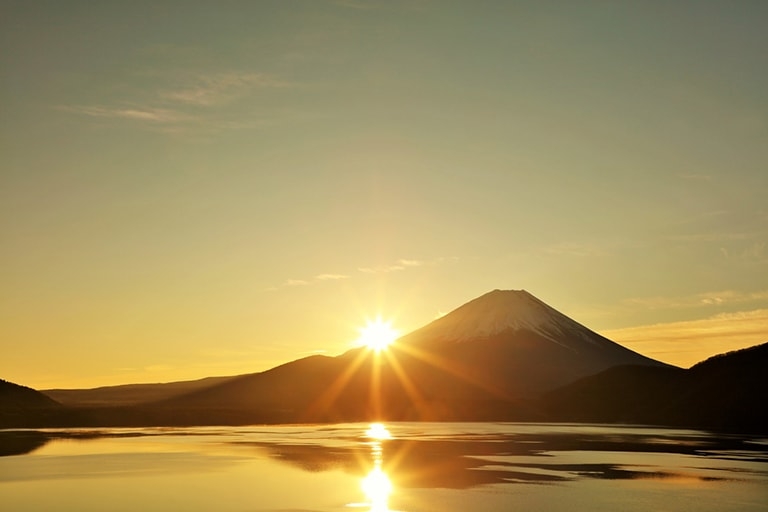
[270,274,347,290]
[163,72,293,106]
[315,273,350,280]
[738,242,767,263]
[622,289,768,310]
[543,242,609,258]
[356,257,453,274]
[665,232,755,242]
[58,105,189,123]
[58,70,296,137]
[144,364,174,372]
[358,259,424,273]
[602,309,768,368]
[358,265,400,273]
[284,279,310,287]
[670,209,727,227]
[272,256,457,290]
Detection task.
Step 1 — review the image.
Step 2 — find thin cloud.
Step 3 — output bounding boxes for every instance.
[358,264,404,273]
[716,241,768,265]
[623,289,768,310]
[274,256,456,289]
[665,232,755,242]
[163,72,293,106]
[358,258,432,274]
[144,364,174,372]
[58,71,296,135]
[602,309,768,368]
[672,209,727,227]
[741,242,767,262]
[59,105,188,123]
[275,273,348,289]
[315,273,350,280]
[543,242,608,258]
[284,279,310,287]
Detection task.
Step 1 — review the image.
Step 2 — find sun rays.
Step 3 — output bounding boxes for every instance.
[302,311,512,425]
[357,318,400,351]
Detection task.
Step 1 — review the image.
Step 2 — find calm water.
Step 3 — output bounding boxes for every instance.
[1,423,766,511]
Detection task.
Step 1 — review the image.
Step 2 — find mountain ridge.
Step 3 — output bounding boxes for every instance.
[44,375,239,407]
[543,341,768,431]
[403,289,594,345]
[402,290,664,364]
[150,289,669,421]
[3,289,762,431]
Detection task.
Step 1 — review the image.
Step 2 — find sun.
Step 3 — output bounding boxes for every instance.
[357,317,399,351]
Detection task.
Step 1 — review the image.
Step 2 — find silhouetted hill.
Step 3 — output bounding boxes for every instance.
[43,375,238,406]
[0,379,63,427]
[543,342,768,432]
[0,379,61,409]
[542,365,687,423]
[669,342,768,430]
[155,348,540,424]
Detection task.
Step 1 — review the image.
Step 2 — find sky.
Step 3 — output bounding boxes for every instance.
[1,0,767,389]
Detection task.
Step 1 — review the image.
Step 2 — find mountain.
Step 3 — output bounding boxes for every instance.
[396,289,669,397]
[43,375,238,407]
[0,379,63,427]
[5,290,764,430]
[543,342,768,432]
[155,290,668,423]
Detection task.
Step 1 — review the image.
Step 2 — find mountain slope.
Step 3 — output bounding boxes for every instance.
[0,379,63,427]
[44,375,238,406]
[396,290,669,397]
[6,291,762,430]
[156,290,668,423]
[543,341,768,431]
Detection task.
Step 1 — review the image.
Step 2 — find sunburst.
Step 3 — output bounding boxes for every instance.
[357,317,399,351]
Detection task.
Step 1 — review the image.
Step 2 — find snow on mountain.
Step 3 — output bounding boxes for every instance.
[403,289,610,348]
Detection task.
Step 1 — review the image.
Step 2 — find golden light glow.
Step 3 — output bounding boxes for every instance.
[365,423,392,440]
[361,423,393,512]
[361,467,392,512]
[356,318,399,351]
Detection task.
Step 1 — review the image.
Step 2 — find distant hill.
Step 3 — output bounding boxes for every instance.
[0,379,61,409]
[0,379,63,428]
[43,375,238,406]
[543,342,768,432]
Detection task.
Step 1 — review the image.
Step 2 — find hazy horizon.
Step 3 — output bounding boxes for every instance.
[2,1,767,389]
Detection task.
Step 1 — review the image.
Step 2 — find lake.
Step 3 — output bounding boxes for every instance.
[1,422,766,511]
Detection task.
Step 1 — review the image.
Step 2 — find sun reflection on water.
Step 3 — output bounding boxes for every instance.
[358,423,394,512]
[365,423,393,441]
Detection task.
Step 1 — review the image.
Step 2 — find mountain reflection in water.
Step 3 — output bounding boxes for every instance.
[239,422,768,492]
[2,423,767,512]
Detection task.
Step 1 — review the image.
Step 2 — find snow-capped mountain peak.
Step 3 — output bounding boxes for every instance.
[405,289,600,347]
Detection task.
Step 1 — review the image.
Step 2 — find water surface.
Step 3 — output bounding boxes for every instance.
[1,423,766,511]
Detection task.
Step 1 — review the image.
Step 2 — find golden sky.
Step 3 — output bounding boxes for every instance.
[1,1,767,388]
